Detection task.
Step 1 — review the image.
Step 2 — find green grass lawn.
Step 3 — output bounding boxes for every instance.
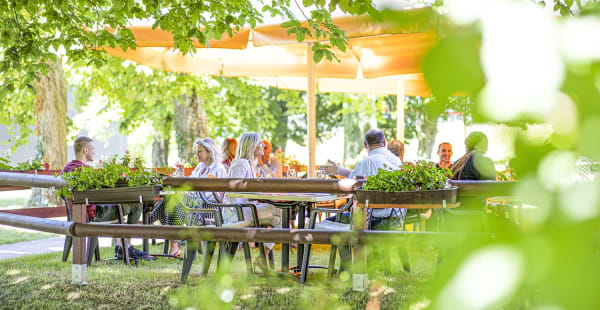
[0,244,436,310]
[0,226,56,245]
[0,190,30,209]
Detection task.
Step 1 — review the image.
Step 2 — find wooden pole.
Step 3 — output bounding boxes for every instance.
[307,44,317,178]
[396,78,405,142]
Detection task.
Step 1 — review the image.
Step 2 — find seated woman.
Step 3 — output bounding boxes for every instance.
[451,131,496,180]
[150,137,226,256]
[225,132,282,266]
[221,137,237,173]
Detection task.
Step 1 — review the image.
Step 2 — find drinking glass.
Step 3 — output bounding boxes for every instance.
[288,168,297,178]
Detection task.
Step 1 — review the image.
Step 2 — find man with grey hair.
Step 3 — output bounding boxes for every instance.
[326,129,404,229]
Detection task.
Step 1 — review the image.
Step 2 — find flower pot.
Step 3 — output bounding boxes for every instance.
[72,185,161,204]
[355,186,458,205]
[182,167,194,176]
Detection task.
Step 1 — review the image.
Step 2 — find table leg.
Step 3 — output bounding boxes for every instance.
[282,207,290,272]
[296,203,308,268]
[142,203,149,253]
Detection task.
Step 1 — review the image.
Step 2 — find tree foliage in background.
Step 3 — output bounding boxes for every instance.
[0,0,378,151]
[69,55,347,160]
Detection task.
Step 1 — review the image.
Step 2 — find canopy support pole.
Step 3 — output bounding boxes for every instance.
[396,78,405,142]
[307,44,316,178]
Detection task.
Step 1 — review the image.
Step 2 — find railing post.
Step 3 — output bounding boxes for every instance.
[353,199,368,291]
[71,204,88,285]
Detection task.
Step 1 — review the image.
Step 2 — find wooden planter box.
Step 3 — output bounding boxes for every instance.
[72,185,161,204]
[355,186,458,205]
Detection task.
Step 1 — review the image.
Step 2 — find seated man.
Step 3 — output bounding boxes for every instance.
[61,136,152,260]
[327,129,405,229]
[436,142,453,169]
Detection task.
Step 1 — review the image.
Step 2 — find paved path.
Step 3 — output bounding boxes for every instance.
[0,236,146,260]
[0,236,66,260]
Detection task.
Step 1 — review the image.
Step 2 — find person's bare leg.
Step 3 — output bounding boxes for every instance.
[169,240,181,256]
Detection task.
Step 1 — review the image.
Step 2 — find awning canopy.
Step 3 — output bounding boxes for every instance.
[101,5,439,176]
[102,7,437,96]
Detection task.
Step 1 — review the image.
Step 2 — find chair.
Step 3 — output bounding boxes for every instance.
[180,192,264,283]
[300,198,354,284]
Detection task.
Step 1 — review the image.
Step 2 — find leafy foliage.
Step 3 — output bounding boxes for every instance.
[0,156,46,171]
[57,154,162,198]
[0,0,376,150]
[363,161,452,192]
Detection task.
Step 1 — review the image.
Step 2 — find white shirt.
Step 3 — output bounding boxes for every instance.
[349,147,402,179]
[349,147,403,218]
[190,161,227,178]
[228,158,255,179]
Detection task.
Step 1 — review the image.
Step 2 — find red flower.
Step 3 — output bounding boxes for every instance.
[43,162,49,170]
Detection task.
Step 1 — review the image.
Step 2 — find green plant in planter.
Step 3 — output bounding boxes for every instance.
[57,154,162,198]
[363,161,452,192]
[0,156,11,170]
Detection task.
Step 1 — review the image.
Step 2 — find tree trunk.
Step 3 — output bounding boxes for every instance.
[152,114,172,167]
[343,104,363,162]
[152,133,170,167]
[417,114,439,160]
[28,57,67,207]
[174,88,208,163]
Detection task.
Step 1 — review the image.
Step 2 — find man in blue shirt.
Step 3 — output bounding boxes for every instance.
[327,129,405,229]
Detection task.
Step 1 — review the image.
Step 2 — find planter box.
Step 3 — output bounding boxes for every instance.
[355,186,458,205]
[72,185,161,204]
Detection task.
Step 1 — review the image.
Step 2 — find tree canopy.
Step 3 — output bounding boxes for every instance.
[0,0,378,149]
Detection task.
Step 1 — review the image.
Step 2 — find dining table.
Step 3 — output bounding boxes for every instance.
[225,192,341,277]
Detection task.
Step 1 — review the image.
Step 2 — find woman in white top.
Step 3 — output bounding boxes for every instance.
[150,137,226,256]
[226,132,282,260]
[191,138,227,178]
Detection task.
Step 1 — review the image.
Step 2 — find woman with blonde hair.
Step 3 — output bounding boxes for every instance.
[226,132,282,267]
[221,138,238,172]
[192,138,227,178]
[150,137,226,256]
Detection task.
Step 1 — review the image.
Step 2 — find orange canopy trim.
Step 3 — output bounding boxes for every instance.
[252,6,436,46]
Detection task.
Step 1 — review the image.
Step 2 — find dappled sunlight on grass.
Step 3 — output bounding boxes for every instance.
[12,276,29,284]
[0,242,439,309]
[67,291,82,301]
[7,269,20,275]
